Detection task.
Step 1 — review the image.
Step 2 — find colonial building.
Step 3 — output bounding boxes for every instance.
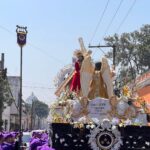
[0,53,29,131]
[136,71,150,101]
[7,76,20,130]
[136,71,150,117]
[0,53,12,131]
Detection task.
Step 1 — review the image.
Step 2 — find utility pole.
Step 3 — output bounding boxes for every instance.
[88,44,116,67]
[31,100,33,130]
[16,25,28,149]
[1,53,4,69]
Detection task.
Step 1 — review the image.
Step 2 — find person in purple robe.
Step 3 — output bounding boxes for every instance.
[40,144,55,150]
[0,133,4,150]
[1,134,15,150]
[30,138,42,150]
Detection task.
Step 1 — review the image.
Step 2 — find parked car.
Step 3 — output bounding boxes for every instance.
[31,129,45,136]
[21,132,31,150]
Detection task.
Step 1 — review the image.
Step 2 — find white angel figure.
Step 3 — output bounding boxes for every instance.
[101,57,114,99]
[80,50,94,97]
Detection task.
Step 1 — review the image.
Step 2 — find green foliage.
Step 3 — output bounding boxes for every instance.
[104,24,150,86]
[0,77,13,106]
[0,77,13,130]
[24,102,31,114]
[33,100,49,119]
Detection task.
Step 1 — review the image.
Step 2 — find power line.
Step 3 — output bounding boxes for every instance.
[103,0,124,38]
[0,25,15,36]
[92,44,110,58]
[21,80,52,86]
[115,0,137,33]
[9,83,56,90]
[98,47,113,64]
[0,24,65,66]
[28,42,65,66]
[92,0,136,66]
[23,85,56,90]
[89,0,110,44]
[90,45,114,64]
[6,79,19,110]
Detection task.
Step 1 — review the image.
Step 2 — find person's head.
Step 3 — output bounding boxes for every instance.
[4,134,14,143]
[114,88,120,97]
[80,97,88,107]
[0,133,4,144]
[78,55,84,63]
[73,50,83,58]
[95,62,102,71]
[110,96,118,107]
[73,50,84,64]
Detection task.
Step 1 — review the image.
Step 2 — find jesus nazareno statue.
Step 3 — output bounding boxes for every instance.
[70,50,83,94]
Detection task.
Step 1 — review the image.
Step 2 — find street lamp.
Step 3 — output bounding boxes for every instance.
[16,25,27,148]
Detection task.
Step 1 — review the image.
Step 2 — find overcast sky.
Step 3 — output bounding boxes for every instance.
[0,0,149,104]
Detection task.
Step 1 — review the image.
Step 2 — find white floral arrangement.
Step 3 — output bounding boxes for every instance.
[54,64,73,87]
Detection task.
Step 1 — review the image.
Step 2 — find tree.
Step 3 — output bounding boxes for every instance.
[34,100,49,118]
[33,100,49,128]
[104,24,150,86]
[24,103,31,113]
[0,76,13,130]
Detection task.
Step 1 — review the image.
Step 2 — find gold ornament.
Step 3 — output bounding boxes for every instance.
[122,86,130,97]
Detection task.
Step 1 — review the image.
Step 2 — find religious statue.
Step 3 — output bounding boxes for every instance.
[70,50,84,94]
[80,50,94,97]
[88,62,108,99]
[101,57,114,99]
[65,96,91,123]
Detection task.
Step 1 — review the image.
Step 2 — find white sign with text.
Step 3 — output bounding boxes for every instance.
[88,97,111,121]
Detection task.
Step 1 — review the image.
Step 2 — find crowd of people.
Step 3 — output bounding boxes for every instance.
[0,131,55,150]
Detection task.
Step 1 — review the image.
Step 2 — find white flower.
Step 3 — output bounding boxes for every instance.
[86,125,90,129]
[124,119,132,126]
[112,117,120,125]
[90,124,95,129]
[66,114,71,119]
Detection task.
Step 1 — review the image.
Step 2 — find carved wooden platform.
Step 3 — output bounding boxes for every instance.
[51,123,150,150]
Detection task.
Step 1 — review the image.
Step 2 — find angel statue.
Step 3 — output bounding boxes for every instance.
[80,50,94,97]
[88,61,108,99]
[101,57,114,99]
